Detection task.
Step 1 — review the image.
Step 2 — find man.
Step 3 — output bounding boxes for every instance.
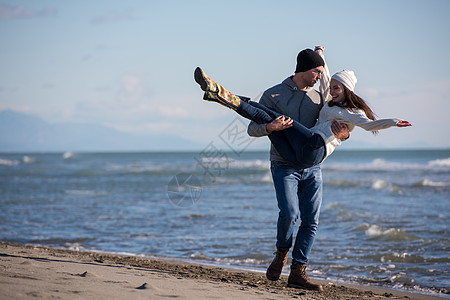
[247,48,349,291]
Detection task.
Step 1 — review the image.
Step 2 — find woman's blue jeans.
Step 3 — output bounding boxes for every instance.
[270,161,322,266]
[236,101,325,169]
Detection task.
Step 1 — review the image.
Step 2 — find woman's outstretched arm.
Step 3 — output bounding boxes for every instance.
[344,109,411,132]
[315,46,331,101]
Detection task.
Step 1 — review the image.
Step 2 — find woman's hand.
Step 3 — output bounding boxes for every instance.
[396,120,412,127]
[266,116,293,133]
[315,46,325,55]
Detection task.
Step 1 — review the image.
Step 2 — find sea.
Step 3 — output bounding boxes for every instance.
[0,149,449,297]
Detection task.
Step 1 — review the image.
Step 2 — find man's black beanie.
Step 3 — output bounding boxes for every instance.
[295,49,325,73]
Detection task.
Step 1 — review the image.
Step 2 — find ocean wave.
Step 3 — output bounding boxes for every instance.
[326,179,361,187]
[324,157,450,172]
[370,179,403,193]
[228,159,270,170]
[98,159,269,180]
[205,170,272,185]
[189,252,212,260]
[22,156,35,163]
[213,256,268,266]
[65,189,108,196]
[119,233,157,238]
[428,157,450,167]
[354,223,419,241]
[188,252,268,267]
[325,178,400,192]
[381,252,450,264]
[260,172,273,183]
[62,152,74,159]
[326,178,449,191]
[104,162,197,175]
[413,179,450,187]
[196,157,270,171]
[325,202,344,210]
[0,158,20,166]
[184,214,210,219]
[31,237,93,251]
[350,270,450,296]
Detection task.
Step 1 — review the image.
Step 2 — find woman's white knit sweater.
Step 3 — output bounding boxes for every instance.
[312,54,400,161]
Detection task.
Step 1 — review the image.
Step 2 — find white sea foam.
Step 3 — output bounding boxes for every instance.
[197,158,270,171]
[325,178,405,192]
[62,152,73,159]
[370,179,404,193]
[365,224,385,236]
[228,159,270,170]
[22,156,35,163]
[380,252,426,263]
[213,257,266,266]
[324,157,450,173]
[260,172,273,183]
[324,158,406,172]
[364,224,417,241]
[64,242,84,251]
[0,158,20,166]
[65,189,107,196]
[371,179,389,190]
[326,177,448,190]
[105,162,181,173]
[326,179,360,187]
[190,252,212,260]
[413,179,450,187]
[428,157,450,167]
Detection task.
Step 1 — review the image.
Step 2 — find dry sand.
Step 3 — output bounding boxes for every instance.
[0,242,444,300]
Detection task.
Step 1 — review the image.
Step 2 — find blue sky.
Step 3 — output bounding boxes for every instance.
[1,0,449,150]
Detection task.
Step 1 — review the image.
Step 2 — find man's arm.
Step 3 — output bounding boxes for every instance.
[331,120,350,140]
[247,92,273,137]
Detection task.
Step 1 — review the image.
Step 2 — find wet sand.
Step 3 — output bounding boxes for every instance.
[0,242,444,299]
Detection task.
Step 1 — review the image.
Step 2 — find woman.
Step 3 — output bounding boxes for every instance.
[194,54,411,169]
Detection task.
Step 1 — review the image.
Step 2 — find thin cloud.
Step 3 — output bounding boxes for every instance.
[42,83,55,89]
[116,72,150,103]
[157,106,189,118]
[91,9,134,25]
[0,3,56,20]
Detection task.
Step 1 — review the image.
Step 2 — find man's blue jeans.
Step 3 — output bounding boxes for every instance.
[270,161,322,266]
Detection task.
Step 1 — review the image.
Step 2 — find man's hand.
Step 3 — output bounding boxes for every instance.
[331,120,349,140]
[266,116,293,133]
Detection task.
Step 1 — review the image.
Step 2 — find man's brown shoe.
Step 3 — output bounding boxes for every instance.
[266,248,289,281]
[287,264,323,291]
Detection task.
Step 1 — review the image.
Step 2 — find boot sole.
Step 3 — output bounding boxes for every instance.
[194,67,208,91]
[266,275,280,281]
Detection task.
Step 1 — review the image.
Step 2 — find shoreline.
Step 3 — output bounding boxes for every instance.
[0,242,446,300]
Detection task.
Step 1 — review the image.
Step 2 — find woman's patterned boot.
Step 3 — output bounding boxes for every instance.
[202,90,241,110]
[195,67,241,110]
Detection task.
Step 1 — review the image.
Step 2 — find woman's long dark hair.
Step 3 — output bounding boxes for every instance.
[328,84,378,134]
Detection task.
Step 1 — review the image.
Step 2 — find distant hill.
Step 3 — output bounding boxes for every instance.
[0,110,198,152]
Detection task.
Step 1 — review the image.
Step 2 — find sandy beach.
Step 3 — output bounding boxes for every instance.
[0,242,444,300]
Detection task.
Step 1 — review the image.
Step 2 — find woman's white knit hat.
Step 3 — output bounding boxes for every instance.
[332,70,357,92]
